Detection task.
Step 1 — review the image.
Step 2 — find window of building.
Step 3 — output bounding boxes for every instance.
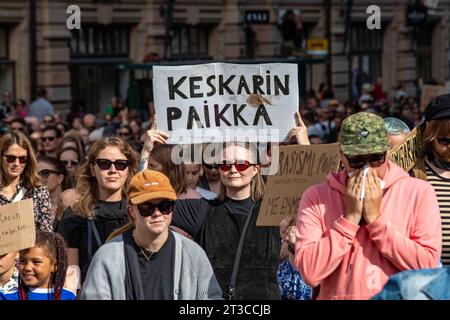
[70,25,129,57]
[0,27,8,59]
[170,25,210,59]
[350,23,384,97]
[70,25,130,113]
[0,26,14,97]
[416,23,434,83]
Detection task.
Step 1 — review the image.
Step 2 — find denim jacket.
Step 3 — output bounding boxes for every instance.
[372,268,450,300]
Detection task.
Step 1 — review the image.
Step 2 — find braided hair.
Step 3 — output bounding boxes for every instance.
[18,231,68,300]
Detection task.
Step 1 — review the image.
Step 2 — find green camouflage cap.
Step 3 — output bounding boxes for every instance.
[339,112,391,156]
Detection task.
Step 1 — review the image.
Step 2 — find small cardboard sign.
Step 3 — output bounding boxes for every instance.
[0,198,36,255]
[257,143,341,226]
[389,126,422,172]
[421,85,445,111]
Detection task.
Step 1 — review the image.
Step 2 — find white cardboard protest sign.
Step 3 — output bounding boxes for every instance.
[0,198,36,255]
[153,63,299,144]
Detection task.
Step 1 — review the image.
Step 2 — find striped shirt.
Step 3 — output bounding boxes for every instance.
[425,160,450,266]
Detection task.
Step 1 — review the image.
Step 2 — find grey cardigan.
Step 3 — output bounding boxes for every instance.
[79,231,223,300]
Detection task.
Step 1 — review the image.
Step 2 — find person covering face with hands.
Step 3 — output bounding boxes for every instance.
[295,112,442,300]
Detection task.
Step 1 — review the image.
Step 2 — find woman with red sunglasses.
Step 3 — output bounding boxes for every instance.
[0,131,53,232]
[139,112,309,299]
[57,137,137,284]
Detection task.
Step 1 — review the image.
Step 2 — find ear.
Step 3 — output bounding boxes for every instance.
[128,205,137,220]
[90,164,95,177]
[252,164,260,177]
[57,174,64,185]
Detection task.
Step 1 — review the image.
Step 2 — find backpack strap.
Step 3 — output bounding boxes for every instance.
[87,218,102,263]
[227,204,255,300]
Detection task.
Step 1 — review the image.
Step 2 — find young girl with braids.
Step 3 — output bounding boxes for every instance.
[0,231,76,300]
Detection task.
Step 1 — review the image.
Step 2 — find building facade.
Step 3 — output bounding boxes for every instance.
[0,0,449,114]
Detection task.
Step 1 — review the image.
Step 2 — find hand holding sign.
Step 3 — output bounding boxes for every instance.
[279,215,297,261]
[280,216,296,247]
[287,111,310,145]
[139,115,170,171]
[142,115,169,154]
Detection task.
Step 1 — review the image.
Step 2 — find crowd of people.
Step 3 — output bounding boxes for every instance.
[1,79,450,300]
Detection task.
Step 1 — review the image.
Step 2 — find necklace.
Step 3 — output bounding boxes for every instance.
[132,230,155,262]
[138,247,155,262]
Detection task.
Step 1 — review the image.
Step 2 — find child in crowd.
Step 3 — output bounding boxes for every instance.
[0,231,76,300]
[0,252,19,295]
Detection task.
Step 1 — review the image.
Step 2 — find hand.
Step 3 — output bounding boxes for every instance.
[279,216,296,248]
[279,216,293,239]
[279,216,296,260]
[344,170,364,225]
[142,114,169,154]
[119,107,129,121]
[362,169,382,224]
[287,111,310,145]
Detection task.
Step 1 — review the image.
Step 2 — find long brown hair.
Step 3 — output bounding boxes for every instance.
[0,130,43,188]
[71,137,137,218]
[216,142,265,203]
[150,144,188,194]
[421,119,450,156]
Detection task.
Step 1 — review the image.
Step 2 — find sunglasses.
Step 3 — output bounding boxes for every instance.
[94,159,130,171]
[118,132,130,136]
[11,126,24,131]
[203,163,219,170]
[62,159,79,166]
[219,160,253,172]
[437,137,450,146]
[40,169,61,179]
[137,200,175,217]
[3,155,27,164]
[346,152,386,169]
[41,136,56,142]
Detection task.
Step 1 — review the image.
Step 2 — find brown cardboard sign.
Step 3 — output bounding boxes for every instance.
[389,126,422,172]
[421,85,445,111]
[257,143,341,226]
[0,198,36,255]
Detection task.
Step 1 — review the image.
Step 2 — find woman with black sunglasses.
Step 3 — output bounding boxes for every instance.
[37,156,67,229]
[0,131,53,232]
[57,137,137,283]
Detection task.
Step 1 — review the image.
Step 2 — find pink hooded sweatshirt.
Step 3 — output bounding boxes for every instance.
[295,160,442,300]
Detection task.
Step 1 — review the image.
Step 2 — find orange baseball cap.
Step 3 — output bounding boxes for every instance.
[128,170,177,205]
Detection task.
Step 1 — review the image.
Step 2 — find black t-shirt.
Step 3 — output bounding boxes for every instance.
[133,231,175,300]
[172,197,254,237]
[57,200,128,282]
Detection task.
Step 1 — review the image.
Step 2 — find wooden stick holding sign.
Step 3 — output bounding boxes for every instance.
[257,143,341,226]
[0,198,35,255]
